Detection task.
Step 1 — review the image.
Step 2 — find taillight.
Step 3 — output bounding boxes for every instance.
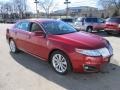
[6,28,10,39]
[6,28,9,34]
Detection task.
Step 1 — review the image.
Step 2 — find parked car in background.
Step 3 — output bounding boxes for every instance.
[74,17,105,32]
[57,18,74,26]
[104,17,120,34]
[6,19,113,74]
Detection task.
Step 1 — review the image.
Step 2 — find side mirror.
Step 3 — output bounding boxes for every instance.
[34,31,45,37]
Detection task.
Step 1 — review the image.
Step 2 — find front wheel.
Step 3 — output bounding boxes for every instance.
[50,51,71,75]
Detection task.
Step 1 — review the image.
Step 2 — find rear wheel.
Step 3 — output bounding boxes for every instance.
[86,27,93,32]
[50,51,71,75]
[9,39,19,53]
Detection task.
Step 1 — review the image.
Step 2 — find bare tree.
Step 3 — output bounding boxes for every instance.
[13,0,27,12]
[98,0,120,16]
[0,2,3,13]
[3,2,13,14]
[111,0,120,10]
[38,0,57,18]
[99,0,112,9]
[12,0,27,18]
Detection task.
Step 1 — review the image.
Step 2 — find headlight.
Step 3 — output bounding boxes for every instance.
[75,48,101,56]
[75,47,111,57]
[106,40,113,55]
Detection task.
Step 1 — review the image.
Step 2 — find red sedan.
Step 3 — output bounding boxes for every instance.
[105,17,120,34]
[6,19,113,74]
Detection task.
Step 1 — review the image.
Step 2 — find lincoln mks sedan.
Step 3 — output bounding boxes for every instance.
[6,19,113,74]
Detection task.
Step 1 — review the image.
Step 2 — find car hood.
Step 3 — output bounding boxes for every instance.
[48,31,107,49]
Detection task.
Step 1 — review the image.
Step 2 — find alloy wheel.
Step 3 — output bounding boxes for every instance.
[9,40,16,53]
[52,54,68,73]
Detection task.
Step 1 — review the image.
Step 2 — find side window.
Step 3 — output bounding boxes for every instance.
[98,18,104,23]
[15,22,22,29]
[15,21,29,31]
[21,22,29,31]
[30,23,42,32]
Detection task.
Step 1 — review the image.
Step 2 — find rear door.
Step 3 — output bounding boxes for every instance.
[14,21,30,51]
[93,18,105,30]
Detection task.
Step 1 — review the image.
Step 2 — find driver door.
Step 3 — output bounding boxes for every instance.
[26,22,49,60]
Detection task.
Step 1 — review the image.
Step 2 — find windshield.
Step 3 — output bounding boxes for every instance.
[61,19,73,23]
[108,18,120,23]
[41,21,77,35]
[85,18,98,23]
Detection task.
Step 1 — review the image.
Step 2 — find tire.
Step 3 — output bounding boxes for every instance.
[86,27,93,32]
[105,31,112,35]
[50,51,72,75]
[9,39,19,53]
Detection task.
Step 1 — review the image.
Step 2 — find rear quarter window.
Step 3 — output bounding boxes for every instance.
[15,21,29,31]
[85,18,98,22]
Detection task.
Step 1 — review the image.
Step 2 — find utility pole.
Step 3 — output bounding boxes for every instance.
[34,0,39,18]
[64,0,71,18]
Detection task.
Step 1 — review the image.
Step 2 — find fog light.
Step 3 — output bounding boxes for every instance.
[84,65,98,72]
[84,66,89,69]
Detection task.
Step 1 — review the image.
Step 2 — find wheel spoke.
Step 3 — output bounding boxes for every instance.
[60,64,64,72]
[57,65,61,72]
[61,64,67,70]
[61,60,67,65]
[58,54,62,61]
[55,55,59,60]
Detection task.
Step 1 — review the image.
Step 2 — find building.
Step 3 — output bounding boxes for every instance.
[53,6,98,17]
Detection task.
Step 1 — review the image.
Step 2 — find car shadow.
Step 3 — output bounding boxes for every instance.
[10,52,120,90]
[92,31,120,37]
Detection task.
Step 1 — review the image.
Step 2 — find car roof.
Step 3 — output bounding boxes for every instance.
[77,17,101,20]
[17,18,56,23]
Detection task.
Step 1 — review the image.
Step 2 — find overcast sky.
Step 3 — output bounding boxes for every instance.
[0,0,99,12]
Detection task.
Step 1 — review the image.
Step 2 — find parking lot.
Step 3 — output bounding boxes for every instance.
[0,24,120,90]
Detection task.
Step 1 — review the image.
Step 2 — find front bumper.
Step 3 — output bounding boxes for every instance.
[69,52,112,73]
